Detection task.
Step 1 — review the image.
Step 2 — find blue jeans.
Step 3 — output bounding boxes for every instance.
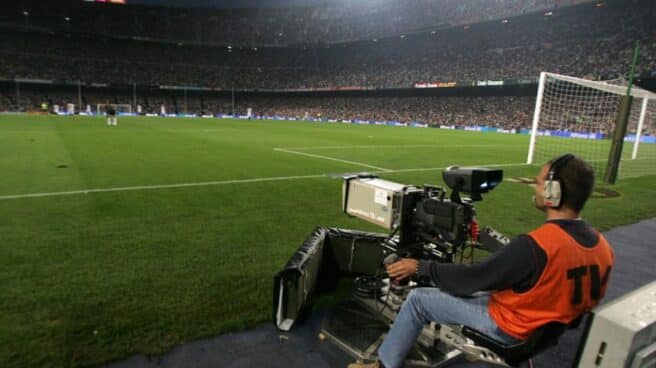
[377,287,521,368]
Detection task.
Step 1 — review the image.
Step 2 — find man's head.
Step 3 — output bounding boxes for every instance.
[533,154,595,214]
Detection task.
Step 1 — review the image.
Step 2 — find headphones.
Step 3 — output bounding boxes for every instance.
[543,153,575,208]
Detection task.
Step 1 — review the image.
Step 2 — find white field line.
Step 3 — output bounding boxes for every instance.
[164,128,234,133]
[0,162,535,201]
[273,147,391,171]
[278,144,512,150]
[0,174,326,200]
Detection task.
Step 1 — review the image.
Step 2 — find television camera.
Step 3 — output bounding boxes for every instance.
[341,166,504,264]
[336,167,516,366]
[275,166,517,366]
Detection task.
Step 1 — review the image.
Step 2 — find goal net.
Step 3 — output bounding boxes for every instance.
[527,72,656,180]
[96,104,133,116]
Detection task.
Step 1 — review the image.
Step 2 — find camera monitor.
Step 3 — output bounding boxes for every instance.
[442,166,503,201]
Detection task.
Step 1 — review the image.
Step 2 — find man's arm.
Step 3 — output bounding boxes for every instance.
[408,235,546,296]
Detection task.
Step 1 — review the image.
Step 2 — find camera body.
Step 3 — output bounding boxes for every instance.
[342,166,503,262]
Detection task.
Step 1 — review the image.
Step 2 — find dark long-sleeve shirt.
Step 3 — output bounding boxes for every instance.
[416,219,599,297]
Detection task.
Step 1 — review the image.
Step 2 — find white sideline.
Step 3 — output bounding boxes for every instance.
[0,162,531,200]
[0,175,326,200]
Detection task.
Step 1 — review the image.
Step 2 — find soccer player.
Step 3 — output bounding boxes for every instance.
[107,106,117,126]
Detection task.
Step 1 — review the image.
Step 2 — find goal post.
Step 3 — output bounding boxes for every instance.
[621,93,655,178]
[526,72,656,180]
[632,98,649,160]
[95,104,133,116]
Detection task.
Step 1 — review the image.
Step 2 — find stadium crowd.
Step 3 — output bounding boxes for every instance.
[0,0,654,90]
[236,96,534,129]
[0,85,535,129]
[1,0,595,46]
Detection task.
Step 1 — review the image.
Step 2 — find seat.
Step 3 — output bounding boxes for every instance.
[460,314,586,367]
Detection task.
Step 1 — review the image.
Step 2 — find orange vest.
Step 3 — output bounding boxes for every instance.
[488,222,614,340]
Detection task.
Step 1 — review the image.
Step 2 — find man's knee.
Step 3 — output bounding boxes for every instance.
[404,288,435,321]
[408,287,446,302]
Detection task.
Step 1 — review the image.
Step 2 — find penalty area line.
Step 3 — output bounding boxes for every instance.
[273,147,391,171]
[277,144,513,150]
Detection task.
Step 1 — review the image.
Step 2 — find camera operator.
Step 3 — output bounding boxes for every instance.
[349,154,614,368]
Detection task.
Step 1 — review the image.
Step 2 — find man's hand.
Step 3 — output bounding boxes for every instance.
[386,258,419,281]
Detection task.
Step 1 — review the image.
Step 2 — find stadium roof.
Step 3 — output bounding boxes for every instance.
[130,0,326,8]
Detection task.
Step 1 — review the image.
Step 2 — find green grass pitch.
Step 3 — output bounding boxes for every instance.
[0,114,655,367]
